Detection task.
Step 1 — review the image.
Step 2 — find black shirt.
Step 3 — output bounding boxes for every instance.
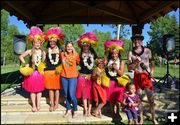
[45,53,61,70]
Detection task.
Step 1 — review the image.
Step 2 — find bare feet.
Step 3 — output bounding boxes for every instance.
[37,106,41,111]
[116,113,122,121]
[54,104,58,110]
[139,118,144,124]
[92,110,101,118]
[63,110,71,118]
[152,119,158,124]
[72,111,78,118]
[49,106,54,112]
[84,109,88,117]
[87,112,92,117]
[32,106,37,112]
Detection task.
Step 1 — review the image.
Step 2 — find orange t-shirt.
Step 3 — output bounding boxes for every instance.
[60,52,80,78]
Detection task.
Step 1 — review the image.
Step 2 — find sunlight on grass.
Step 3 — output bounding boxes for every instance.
[1,64,20,74]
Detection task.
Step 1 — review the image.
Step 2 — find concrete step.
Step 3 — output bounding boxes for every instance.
[1,103,128,124]
[1,112,114,124]
[1,104,83,114]
[154,92,179,101]
[1,95,65,106]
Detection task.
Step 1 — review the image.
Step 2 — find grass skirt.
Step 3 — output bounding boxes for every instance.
[23,71,45,93]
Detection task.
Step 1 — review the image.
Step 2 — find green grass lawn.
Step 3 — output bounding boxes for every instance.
[154,64,179,78]
[1,64,20,74]
[1,64,179,92]
[1,84,18,92]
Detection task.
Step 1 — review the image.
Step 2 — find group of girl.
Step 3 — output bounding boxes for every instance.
[19,26,139,123]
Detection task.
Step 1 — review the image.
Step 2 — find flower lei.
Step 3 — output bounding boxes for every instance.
[34,50,42,67]
[64,52,75,66]
[107,58,120,77]
[48,46,59,65]
[82,51,94,70]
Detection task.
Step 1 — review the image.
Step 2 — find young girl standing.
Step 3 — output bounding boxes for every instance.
[76,32,98,117]
[91,57,107,118]
[19,26,46,112]
[123,84,140,125]
[60,41,80,118]
[44,27,65,112]
[104,40,126,121]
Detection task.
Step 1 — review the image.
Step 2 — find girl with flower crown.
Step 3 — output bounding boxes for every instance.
[104,40,126,121]
[76,32,98,117]
[44,27,65,112]
[60,41,80,118]
[19,26,46,112]
[91,57,107,118]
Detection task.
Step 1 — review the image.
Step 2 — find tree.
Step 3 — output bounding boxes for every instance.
[1,9,9,36]
[147,15,179,58]
[43,24,85,53]
[59,24,85,42]
[1,9,20,65]
[108,24,130,39]
[92,29,112,57]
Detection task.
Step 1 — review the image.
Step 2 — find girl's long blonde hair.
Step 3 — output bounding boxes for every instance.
[31,42,45,69]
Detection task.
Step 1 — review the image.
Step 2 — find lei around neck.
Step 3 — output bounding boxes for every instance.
[132,46,144,56]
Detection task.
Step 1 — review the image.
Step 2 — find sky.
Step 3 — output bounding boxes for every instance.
[9,8,179,46]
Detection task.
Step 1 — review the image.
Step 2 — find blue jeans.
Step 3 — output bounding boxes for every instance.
[126,110,138,120]
[61,77,78,111]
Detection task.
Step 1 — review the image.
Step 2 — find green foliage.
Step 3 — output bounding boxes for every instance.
[147,15,179,57]
[1,9,9,35]
[108,24,130,39]
[93,29,112,57]
[1,9,21,65]
[121,39,132,60]
[43,24,85,52]
[59,24,85,41]
[43,24,58,32]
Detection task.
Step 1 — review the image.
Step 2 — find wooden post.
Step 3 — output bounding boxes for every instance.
[117,24,121,40]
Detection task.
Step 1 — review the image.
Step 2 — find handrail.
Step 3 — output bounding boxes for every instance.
[1,71,23,93]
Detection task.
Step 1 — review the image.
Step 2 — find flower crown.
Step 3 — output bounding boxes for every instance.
[95,58,107,66]
[45,27,65,44]
[104,40,124,54]
[27,26,45,43]
[78,32,98,47]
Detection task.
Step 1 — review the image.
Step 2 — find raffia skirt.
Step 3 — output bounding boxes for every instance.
[105,80,126,104]
[76,74,93,99]
[44,70,62,90]
[23,71,45,93]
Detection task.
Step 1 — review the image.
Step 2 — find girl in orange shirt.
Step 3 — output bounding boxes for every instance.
[60,41,80,118]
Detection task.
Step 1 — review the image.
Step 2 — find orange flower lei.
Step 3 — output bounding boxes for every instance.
[64,52,75,66]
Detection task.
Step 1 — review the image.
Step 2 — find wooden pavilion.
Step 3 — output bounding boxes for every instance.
[1,0,179,35]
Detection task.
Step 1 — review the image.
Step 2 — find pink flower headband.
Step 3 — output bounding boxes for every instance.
[78,32,98,47]
[27,26,45,43]
[45,27,65,44]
